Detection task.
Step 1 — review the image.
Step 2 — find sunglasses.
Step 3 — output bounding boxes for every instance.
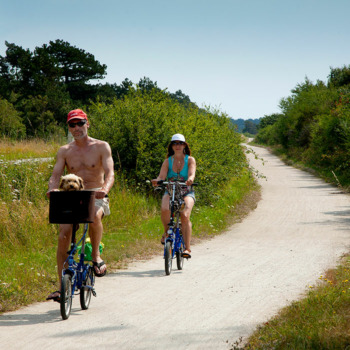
[68,120,87,128]
[172,141,185,146]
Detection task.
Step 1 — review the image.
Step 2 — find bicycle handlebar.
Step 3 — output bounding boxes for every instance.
[156,180,198,186]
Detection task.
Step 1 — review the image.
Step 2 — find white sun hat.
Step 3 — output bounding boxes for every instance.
[171,134,186,142]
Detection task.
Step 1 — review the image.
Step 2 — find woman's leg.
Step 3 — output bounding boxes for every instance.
[180,196,195,253]
[160,194,170,242]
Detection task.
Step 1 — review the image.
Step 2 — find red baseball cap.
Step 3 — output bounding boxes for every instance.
[67,109,88,123]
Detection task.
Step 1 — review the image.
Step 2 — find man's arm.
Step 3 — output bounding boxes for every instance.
[96,142,115,199]
[46,148,66,198]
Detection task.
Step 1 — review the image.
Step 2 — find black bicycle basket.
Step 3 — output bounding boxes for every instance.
[49,191,95,224]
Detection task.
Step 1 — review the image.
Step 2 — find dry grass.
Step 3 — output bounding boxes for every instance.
[0,138,60,160]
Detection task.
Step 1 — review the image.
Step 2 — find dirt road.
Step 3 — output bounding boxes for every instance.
[1,145,349,349]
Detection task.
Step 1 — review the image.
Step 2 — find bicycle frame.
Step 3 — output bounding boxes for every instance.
[165,181,186,259]
[165,214,184,255]
[62,223,95,297]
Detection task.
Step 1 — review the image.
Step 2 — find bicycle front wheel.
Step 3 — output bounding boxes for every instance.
[176,241,184,270]
[164,241,173,275]
[80,266,94,310]
[60,274,73,320]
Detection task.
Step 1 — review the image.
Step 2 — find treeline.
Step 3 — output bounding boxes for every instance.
[256,65,350,185]
[0,40,196,139]
[231,118,260,134]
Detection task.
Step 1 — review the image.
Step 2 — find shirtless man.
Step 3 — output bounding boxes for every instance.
[46,109,115,302]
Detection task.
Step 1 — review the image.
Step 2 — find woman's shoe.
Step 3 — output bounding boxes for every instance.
[161,233,167,245]
[181,250,191,258]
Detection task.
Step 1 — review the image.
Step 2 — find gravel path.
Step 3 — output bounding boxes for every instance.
[1,145,349,349]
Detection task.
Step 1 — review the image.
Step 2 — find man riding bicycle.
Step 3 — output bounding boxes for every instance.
[46,109,114,302]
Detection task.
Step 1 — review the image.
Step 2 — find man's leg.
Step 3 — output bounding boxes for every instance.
[89,207,106,275]
[180,196,195,253]
[47,224,72,300]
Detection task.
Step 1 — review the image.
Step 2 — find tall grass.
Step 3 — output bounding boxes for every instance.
[0,137,60,160]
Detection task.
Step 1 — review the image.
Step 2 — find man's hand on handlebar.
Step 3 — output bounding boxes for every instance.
[46,189,59,198]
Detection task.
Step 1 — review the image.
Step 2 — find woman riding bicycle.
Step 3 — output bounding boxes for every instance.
[152,134,196,258]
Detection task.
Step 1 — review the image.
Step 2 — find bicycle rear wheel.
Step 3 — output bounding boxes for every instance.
[80,266,94,310]
[164,241,173,275]
[60,274,73,320]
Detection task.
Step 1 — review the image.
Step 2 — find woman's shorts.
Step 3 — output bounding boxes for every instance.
[164,190,196,203]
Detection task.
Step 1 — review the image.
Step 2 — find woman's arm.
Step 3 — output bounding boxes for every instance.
[151,158,169,186]
[186,156,196,186]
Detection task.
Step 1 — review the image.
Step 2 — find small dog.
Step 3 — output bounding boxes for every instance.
[59,174,84,191]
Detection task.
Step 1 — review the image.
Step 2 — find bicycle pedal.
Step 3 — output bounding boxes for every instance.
[92,289,97,297]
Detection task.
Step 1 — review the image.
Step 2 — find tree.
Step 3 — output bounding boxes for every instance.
[0,40,107,103]
[328,65,350,88]
[242,120,258,134]
[258,113,282,129]
[170,89,191,106]
[0,98,25,139]
[137,77,161,93]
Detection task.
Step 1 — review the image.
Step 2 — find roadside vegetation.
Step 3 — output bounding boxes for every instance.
[255,65,350,189]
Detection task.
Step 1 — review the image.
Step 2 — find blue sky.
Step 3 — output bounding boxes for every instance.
[1,0,350,119]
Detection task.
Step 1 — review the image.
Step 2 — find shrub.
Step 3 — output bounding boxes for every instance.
[88,89,247,204]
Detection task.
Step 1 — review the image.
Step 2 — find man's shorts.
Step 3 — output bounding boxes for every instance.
[89,188,111,216]
[95,196,110,216]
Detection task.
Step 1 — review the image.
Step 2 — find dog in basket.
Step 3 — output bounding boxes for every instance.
[59,174,84,191]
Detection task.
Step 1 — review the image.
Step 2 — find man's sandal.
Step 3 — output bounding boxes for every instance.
[93,261,107,277]
[46,290,61,303]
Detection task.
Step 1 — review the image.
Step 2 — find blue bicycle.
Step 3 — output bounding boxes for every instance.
[49,191,96,320]
[156,180,196,275]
